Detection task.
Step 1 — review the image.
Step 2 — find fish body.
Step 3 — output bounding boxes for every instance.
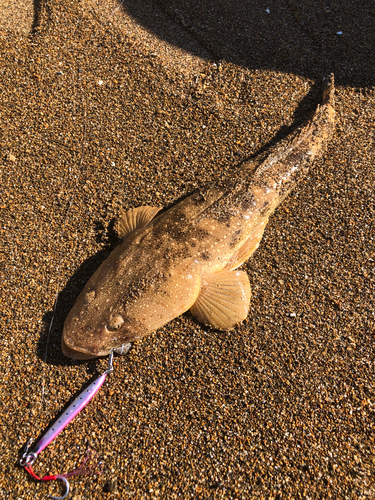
[62,76,335,359]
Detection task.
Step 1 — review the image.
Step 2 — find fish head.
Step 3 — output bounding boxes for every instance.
[61,243,150,359]
[62,250,201,360]
[61,283,145,359]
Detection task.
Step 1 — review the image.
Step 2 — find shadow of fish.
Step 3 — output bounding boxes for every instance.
[62,76,335,359]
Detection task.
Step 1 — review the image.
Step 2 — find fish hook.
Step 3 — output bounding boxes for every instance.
[49,476,70,500]
[22,465,70,499]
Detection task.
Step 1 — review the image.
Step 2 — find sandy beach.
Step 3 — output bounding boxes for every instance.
[1,0,374,498]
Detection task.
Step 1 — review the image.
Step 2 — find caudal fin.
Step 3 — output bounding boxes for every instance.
[322,73,335,105]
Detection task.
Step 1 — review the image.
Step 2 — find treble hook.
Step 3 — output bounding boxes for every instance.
[50,476,70,500]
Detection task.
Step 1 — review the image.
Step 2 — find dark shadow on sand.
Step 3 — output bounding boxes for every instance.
[37,221,119,367]
[29,0,374,86]
[31,0,50,34]
[121,0,374,87]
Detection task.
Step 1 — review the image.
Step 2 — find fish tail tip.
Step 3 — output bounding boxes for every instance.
[322,73,335,103]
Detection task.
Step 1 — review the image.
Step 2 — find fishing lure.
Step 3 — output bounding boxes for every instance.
[20,352,114,499]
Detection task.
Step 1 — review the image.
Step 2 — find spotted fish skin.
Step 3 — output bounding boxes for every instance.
[62,76,335,359]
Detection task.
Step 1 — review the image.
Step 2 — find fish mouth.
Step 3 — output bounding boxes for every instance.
[61,338,131,359]
[61,335,112,360]
[61,340,96,359]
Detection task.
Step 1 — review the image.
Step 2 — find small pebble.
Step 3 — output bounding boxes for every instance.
[7,153,16,162]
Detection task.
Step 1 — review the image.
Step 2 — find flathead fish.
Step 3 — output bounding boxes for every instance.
[62,76,335,359]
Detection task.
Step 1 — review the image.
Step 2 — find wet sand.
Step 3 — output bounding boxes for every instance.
[0,0,374,498]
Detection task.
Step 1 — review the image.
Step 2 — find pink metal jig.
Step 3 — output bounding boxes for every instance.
[20,352,114,499]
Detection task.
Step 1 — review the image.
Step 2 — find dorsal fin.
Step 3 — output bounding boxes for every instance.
[117,206,162,239]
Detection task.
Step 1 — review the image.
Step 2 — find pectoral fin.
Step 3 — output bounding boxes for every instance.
[190,270,251,330]
[117,206,162,239]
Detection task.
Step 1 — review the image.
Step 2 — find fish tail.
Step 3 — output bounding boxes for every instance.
[322,73,335,106]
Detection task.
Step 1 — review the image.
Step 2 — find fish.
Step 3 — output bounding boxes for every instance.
[62,75,335,359]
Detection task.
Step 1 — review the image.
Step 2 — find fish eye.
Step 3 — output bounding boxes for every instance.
[107,314,124,331]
